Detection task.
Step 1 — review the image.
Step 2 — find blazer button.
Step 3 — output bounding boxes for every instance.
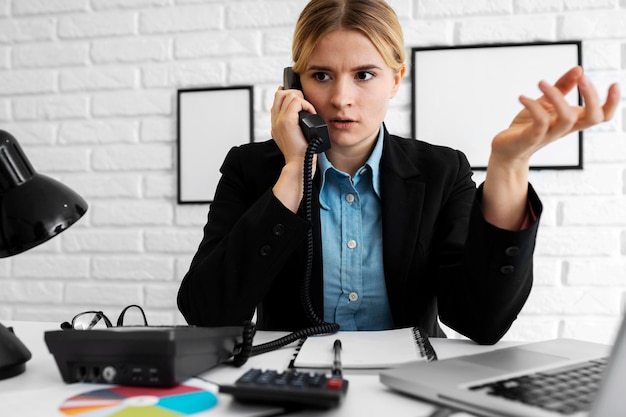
[500,265,515,275]
[259,245,272,257]
[505,246,520,256]
[272,224,285,236]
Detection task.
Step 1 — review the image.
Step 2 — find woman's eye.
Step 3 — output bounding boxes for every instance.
[313,72,330,81]
[356,71,374,81]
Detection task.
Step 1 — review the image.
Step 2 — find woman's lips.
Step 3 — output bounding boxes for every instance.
[329,119,356,129]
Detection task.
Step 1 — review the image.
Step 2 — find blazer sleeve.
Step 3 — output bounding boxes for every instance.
[436,172,543,345]
[380,137,541,344]
[177,143,310,327]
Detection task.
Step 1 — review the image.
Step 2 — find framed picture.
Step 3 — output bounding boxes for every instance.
[177,86,254,203]
[411,41,582,169]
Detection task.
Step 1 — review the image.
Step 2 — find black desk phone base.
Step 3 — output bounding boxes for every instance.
[44,325,242,387]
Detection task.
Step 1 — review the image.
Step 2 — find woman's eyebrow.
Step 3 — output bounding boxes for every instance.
[306,64,383,72]
[352,64,383,72]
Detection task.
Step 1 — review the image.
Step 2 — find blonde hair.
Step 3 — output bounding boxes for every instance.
[292,0,405,74]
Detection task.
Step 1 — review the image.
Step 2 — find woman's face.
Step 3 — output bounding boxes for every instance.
[300,29,404,151]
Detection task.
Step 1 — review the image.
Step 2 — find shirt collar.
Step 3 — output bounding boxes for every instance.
[318,124,384,202]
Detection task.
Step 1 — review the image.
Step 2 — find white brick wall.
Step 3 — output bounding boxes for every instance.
[0,0,624,345]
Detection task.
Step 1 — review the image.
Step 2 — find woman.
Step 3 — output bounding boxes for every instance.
[177,0,619,344]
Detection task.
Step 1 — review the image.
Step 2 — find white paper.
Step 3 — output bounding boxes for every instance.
[293,328,428,370]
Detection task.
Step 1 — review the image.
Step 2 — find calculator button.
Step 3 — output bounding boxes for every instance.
[326,378,343,390]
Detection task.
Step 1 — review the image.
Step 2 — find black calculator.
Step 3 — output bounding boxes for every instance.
[219,368,349,409]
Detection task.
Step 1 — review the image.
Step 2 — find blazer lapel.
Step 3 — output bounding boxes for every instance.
[380,134,425,313]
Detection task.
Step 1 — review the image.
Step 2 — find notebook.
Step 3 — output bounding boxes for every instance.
[291,327,437,371]
[380,315,626,417]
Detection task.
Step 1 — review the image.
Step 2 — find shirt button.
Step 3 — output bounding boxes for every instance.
[347,240,357,249]
[348,292,359,302]
[345,194,355,204]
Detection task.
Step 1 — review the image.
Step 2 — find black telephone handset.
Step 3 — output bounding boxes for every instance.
[282,66,336,331]
[283,67,331,153]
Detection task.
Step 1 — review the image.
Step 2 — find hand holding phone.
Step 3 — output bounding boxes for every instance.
[283,67,331,153]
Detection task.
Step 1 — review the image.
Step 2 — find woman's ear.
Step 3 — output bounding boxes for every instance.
[390,64,406,98]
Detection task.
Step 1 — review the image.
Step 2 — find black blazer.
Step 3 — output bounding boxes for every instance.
[177,129,542,344]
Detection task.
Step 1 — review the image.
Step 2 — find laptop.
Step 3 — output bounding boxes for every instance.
[380,315,626,417]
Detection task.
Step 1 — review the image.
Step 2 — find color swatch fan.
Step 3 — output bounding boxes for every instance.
[59,384,218,416]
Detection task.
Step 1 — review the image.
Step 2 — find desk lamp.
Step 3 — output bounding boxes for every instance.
[0,129,88,380]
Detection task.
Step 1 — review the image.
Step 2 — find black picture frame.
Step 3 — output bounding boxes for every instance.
[177,86,254,204]
[411,41,582,170]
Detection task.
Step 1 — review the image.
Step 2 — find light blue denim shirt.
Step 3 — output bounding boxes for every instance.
[318,126,394,330]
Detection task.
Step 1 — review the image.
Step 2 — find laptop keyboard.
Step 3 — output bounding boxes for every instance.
[468,358,608,415]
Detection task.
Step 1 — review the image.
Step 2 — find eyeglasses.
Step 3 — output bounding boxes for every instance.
[60,304,149,330]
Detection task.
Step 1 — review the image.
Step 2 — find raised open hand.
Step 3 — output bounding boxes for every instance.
[490,66,620,168]
[483,66,620,230]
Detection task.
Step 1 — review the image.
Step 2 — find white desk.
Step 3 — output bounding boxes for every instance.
[0,321,517,417]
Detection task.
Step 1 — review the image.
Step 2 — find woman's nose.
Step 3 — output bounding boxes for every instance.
[329,77,354,108]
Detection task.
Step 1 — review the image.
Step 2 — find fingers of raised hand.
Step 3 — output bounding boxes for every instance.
[600,82,621,122]
[538,80,579,134]
[518,94,552,143]
[577,75,608,127]
[555,74,620,132]
[553,66,583,95]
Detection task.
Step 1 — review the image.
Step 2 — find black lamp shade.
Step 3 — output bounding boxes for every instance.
[0,129,87,381]
[0,130,88,257]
